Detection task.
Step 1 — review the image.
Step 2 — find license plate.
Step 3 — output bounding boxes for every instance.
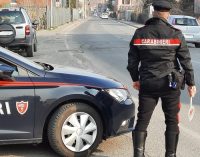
[0,31,13,36]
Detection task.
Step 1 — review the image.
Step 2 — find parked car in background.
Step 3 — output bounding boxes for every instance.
[0,7,38,57]
[101,13,109,19]
[168,15,200,48]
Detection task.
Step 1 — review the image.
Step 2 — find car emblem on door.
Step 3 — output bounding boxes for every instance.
[16,101,29,115]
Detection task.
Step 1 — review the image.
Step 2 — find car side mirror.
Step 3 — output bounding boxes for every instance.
[0,64,15,81]
[32,20,39,25]
[32,20,39,29]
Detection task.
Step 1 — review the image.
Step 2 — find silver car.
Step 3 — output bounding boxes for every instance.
[101,13,109,19]
[0,7,38,57]
[168,15,200,48]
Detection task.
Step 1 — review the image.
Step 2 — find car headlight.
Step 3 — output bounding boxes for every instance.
[106,89,129,103]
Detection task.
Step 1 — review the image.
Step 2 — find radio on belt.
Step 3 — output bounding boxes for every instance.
[168,73,177,89]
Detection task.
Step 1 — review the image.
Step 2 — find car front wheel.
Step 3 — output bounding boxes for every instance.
[48,103,103,157]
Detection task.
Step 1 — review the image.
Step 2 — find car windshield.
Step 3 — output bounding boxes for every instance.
[174,18,198,26]
[0,47,44,70]
[0,11,25,24]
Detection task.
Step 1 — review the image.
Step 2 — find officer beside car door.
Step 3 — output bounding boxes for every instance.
[127,1,196,157]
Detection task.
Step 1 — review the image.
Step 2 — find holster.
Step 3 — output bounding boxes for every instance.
[173,70,185,90]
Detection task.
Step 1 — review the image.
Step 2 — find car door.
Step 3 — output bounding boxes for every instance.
[0,58,35,140]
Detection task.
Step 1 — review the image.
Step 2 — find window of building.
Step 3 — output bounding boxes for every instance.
[122,0,130,4]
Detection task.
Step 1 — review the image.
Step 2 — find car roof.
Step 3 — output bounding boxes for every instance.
[0,7,23,12]
[169,15,196,19]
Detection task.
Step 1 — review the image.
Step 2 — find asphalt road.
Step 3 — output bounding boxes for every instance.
[0,17,200,157]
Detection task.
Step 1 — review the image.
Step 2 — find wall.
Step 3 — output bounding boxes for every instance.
[0,0,11,7]
[16,0,50,7]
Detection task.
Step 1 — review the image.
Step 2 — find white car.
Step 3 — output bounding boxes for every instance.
[101,13,109,19]
[168,15,200,48]
[0,7,38,56]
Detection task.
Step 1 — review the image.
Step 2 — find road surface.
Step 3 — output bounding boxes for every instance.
[0,17,199,157]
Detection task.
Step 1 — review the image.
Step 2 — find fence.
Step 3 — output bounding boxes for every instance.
[0,4,81,29]
[46,7,71,29]
[46,7,80,29]
[72,9,80,21]
[13,5,80,30]
[125,10,133,21]
[19,6,47,29]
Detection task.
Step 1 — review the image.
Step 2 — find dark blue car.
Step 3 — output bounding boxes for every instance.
[0,47,135,157]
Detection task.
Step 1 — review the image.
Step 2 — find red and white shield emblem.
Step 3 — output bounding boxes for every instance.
[16,101,29,115]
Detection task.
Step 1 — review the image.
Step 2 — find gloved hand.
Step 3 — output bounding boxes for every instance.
[188,86,196,97]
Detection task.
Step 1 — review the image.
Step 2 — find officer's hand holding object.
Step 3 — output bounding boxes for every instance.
[133,81,140,90]
[188,97,195,121]
[187,86,196,97]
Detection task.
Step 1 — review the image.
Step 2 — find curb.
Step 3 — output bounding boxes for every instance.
[37,19,88,36]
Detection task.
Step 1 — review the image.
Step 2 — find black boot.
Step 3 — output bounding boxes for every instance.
[165,132,179,157]
[133,131,147,157]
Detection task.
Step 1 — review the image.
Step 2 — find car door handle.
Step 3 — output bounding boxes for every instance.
[16,26,23,29]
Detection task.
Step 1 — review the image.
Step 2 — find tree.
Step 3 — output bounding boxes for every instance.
[66,0,77,8]
[179,0,194,15]
[71,0,77,8]
[107,0,113,11]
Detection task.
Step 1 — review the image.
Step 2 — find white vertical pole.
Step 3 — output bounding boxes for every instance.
[84,0,86,18]
[51,0,53,28]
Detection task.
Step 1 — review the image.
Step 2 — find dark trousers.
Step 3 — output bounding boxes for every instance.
[135,77,181,133]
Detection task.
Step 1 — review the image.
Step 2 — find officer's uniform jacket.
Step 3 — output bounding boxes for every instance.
[127,17,195,86]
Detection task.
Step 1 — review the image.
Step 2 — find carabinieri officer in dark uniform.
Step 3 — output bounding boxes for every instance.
[127,1,196,157]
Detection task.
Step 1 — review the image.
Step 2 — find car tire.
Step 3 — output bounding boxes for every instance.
[195,43,200,48]
[26,43,34,57]
[34,41,37,52]
[48,103,103,157]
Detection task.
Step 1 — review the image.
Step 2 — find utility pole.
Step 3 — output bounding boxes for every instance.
[50,0,53,28]
[83,0,86,19]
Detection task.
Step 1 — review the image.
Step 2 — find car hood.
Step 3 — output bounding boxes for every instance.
[45,66,123,89]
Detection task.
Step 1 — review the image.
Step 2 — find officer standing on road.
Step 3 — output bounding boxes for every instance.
[127,1,197,157]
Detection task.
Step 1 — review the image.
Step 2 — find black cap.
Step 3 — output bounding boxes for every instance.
[152,1,172,11]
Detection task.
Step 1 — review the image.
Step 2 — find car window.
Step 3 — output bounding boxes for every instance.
[0,47,44,70]
[0,58,28,79]
[22,9,31,24]
[174,18,198,26]
[0,11,25,24]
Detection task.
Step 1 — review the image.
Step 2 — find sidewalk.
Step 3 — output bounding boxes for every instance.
[37,19,88,37]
